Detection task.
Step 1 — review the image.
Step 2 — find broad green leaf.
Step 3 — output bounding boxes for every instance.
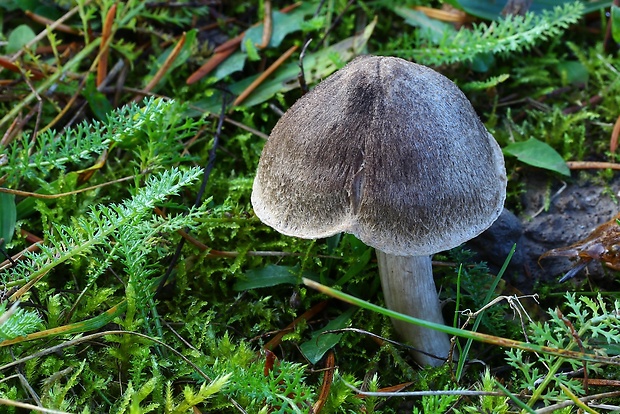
[6,24,36,53]
[243,7,312,50]
[612,5,620,43]
[234,264,316,291]
[210,51,247,81]
[241,17,376,108]
[0,0,61,17]
[235,265,298,290]
[169,29,198,71]
[0,1,16,11]
[555,60,588,85]
[84,76,113,121]
[335,247,372,286]
[300,308,355,364]
[392,7,455,44]
[0,193,16,245]
[456,0,610,21]
[469,52,495,73]
[503,137,571,176]
[192,17,376,114]
[148,29,198,82]
[201,5,315,84]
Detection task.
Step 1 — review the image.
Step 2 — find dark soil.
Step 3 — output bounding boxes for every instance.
[470,171,620,292]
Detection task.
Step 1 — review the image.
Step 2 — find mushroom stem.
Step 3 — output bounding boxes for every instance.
[376,251,452,367]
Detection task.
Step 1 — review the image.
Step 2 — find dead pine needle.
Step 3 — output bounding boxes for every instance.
[566,161,620,170]
[97,4,117,86]
[232,45,298,107]
[133,32,187,103]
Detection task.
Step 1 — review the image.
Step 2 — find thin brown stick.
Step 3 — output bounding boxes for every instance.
[59,59,125,137]
[0,373,42,408]
[0,242,40,271]
[20,69,44,155]
[576,378,620,387]
[562,95,602,114]
[0,115,21,147]
[34,43,78,55]
[557,308,588,393]
[0,174,136,199]
[610,113,620,153]
[97,4,117,86]
[36,42,110,136]
[133,32,186,102]
[0,399,70,414]
[212,2,300,53]
[311,351,335,413]
[219,116,269,139]
[232,44,298,107]
[25,11,81,35]
[535,391,620,413]
[0,57,45,80]
[186,48,236,84]
[2,108,37,157]
[10,270,50,301]
[258,0,273,49]
[212,32,246,54]
[186,2,301,85]
[566,161,620,170]
[10,3,87,62]
[263,300,329,351]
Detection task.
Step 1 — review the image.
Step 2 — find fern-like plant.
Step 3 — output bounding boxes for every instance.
[1,98,196,188]
[506,293,620,408]
[1,166,203,292]
[0,97,215,412]
[389,2,585,66]
[0,301,42,341]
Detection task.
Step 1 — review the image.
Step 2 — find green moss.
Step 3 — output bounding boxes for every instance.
[2,0,620,411]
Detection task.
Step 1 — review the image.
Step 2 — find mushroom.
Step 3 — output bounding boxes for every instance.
[251,55,506,366]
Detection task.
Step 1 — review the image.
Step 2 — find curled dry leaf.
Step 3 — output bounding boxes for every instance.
[540,213,620,281]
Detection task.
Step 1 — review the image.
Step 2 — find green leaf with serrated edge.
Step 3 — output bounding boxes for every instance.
[300,308,355,364]
[461,74,510,91]
[503,137,571,176]
[0,193,16,246]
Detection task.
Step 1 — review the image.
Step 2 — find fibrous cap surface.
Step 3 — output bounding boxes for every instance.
[252,55,507,256]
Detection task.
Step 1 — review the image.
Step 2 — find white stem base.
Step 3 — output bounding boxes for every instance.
[376,252,452,367]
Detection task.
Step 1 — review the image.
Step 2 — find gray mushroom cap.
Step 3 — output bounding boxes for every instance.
[252,55,507,256]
